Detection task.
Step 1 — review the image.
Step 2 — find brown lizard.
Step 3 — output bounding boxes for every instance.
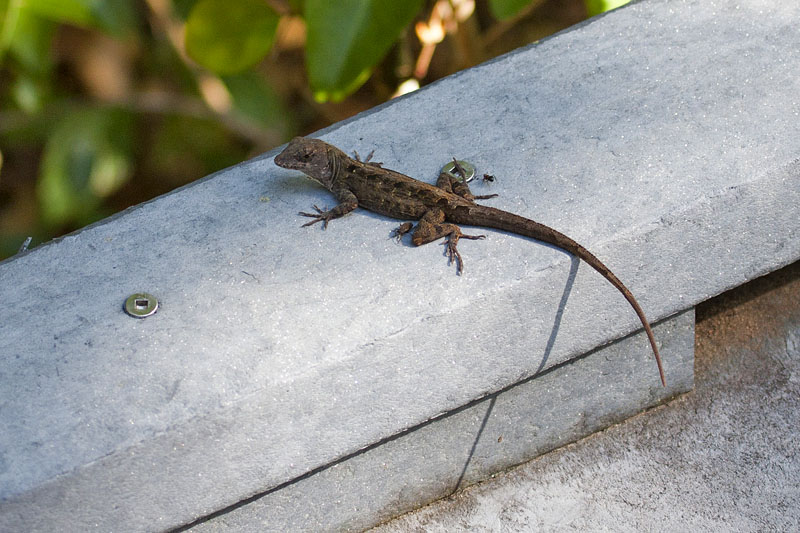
[274,136,666,386]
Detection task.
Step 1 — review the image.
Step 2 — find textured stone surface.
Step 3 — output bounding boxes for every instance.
[191,310,693,533]
[372,262,800,533]
[1,0,798,530]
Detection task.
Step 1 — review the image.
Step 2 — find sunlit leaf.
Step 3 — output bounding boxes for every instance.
[21,0,94,27]
[305,0,423,102]
[185,0,279,75]
[1,0,17,59]
[7,9,54,74]
[585,0,631,17]
[488,0,535,20]
[4,10,54,112]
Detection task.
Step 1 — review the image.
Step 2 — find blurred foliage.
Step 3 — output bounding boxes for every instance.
[303,0,424,102]
[585,0,631,17]
[185,0,279,74]
[0,0,627,260]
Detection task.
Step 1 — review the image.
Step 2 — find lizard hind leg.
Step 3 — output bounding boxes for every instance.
[412,210,485,274]
[436,169,498,201]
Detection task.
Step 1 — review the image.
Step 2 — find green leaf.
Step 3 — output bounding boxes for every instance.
[223,72,292,135]
[185,0,279,75]
[6,9,55,74]
[305,0,423,102]
[3,9,59,112]
[16,0,136,35]
[584,0,631,17]
[20,0,95,28]
[0,0,13,56]
[37,108,134,227]
[488,0,534,20]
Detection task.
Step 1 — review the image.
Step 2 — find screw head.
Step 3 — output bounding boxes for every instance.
[124,293,158,318]
[441,160,476,183]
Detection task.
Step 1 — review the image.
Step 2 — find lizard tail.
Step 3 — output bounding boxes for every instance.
[458,205,666,387]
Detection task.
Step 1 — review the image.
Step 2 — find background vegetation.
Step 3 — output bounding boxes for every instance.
[0,0,628,260]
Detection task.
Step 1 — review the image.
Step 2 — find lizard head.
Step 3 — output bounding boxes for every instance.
[274,136,336,189]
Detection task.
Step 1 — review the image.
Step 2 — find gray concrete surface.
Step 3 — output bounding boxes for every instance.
[1,0,799,530]
[371,261,800,532]
[188,311,692,532]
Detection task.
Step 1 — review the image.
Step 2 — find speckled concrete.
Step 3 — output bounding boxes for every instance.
[371,262,800,532]
[1,0,798,530]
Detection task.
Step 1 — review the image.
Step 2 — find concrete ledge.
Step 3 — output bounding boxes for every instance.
[370,263,800,531]
[1,0,799,531]
[189,310,693,533]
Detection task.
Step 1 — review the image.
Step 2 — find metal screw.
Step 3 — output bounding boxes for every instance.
[18,236,32,254]
[124,293,158,318]
[441,159,476,183]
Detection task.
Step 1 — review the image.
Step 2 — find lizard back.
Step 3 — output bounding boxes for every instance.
[337,158,474,220]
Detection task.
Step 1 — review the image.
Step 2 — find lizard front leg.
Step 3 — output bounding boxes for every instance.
[353,149,383,168]
[299,188,358,228]
[410,209,485,274]
[391,222,414,242]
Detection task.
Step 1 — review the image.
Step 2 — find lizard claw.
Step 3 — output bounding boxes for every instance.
[299,205,332,229]
[441,232,485,274]
[442,237,465,275]
[391,222,414,242]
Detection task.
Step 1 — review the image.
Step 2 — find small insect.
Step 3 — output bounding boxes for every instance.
[481,173,496,183]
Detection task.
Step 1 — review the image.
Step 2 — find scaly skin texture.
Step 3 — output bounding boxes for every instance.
[274,136,666,386]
